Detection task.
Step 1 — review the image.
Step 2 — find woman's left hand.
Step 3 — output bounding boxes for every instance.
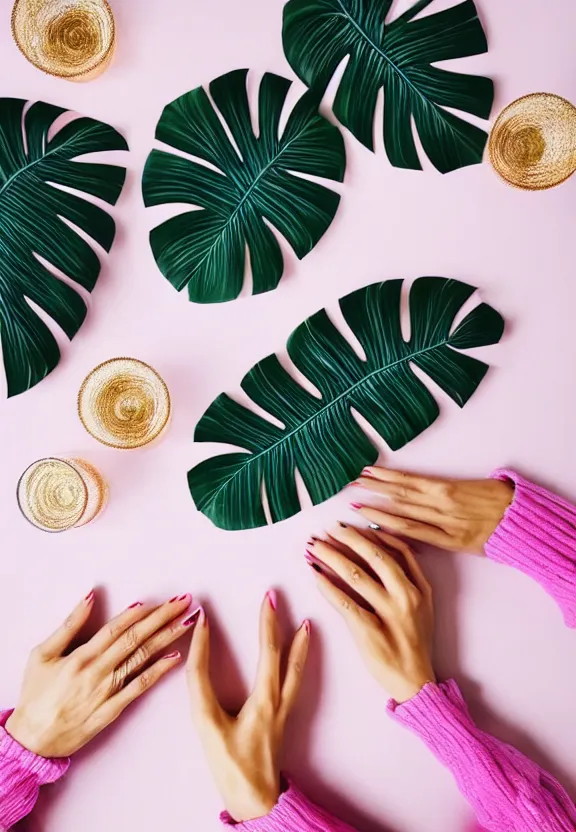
[186,594,310,823]
[307,526,435,703]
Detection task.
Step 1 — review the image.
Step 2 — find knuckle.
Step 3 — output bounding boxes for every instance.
[403,585,422,609]
[266,638,280,656]
[371,545,385,561]
[340,596,351,611]
[290,659,304,676]
[437,482,455,502]
[349,566,363,584]
[394,485,410,500]
[138,671,152,692]
[63,614,76,631]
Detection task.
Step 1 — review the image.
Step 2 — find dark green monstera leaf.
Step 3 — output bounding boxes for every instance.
[282,0,494,172]
[189,277,504,530]
[0,99,128,397]
[142,69,346,304]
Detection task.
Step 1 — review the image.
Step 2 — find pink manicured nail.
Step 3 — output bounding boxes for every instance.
[362,468,373,476]
[304,620,311,636]
[267,590,277,611]
[164,651,180,660]
[350,481,362,486]
[183,609,201,627]
[128,601,143,609]
[350,502,363,510]
[170,594,190,603]
[84,590,95,603]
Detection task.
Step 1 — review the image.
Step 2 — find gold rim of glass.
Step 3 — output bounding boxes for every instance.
[11,0,115,80]
[16,457,89,534]
[77,357,171,450]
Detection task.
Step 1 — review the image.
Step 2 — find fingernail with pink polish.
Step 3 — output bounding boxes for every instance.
[304,620,311,636]
[267,590,277,611]
[84,590,95,604]
[350,502,363,510]
[183,609,201,627]
[164,651,180,660]
[305,552,324,574]
[362,468,373,476]
[171,593,190,604]
[128,601,143,609]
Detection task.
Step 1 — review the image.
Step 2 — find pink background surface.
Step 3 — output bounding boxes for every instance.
[1,1,575,830]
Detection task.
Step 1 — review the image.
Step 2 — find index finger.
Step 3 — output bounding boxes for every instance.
[186,609,223,725]
[253,591,281,705]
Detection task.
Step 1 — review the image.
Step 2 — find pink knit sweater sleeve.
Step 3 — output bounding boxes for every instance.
[220,783,359,831]
[389,680,576,831]
[0,710,69,830]
[487,469,576,627]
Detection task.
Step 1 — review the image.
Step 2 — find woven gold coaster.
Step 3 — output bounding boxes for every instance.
[78,358,171,449]
[488,93,576,190]
[11,0,115,81]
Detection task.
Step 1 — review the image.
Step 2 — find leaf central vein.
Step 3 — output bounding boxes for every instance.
[203,338,450,507]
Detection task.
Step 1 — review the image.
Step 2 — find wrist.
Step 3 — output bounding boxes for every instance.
[391,672,436,704]
[5,711,54,758]
[228,780,281,822]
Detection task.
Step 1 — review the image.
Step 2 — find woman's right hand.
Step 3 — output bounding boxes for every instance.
[307,526,435,703]
[350,467,514,554]
[5,590,196,758]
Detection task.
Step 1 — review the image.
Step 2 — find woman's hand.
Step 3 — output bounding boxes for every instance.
[6,590,196,758]
[350,467,514,554]
[186,594,310,823]
[307,526,434,703]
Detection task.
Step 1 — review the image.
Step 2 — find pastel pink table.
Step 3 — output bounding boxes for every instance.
[1,2,575,830]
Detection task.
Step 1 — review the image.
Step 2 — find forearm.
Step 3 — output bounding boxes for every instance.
[487,469,576,627]
[220,782,359,831]
[0,710,69,830]
[389,680,576,832]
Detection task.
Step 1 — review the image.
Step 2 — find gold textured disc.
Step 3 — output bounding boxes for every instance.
[488,93,576,190]
[78,358,171,449]
[11,0,115,81]
[17,458,88,532]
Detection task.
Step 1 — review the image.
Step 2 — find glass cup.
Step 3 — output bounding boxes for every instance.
[78,358,171,449]
[17,457,107,533]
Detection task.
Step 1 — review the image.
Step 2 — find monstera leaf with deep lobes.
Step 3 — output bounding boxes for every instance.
[282,0,494,172]
[142,69,346,303]
[189,277,504,530]
[0,99,128,397]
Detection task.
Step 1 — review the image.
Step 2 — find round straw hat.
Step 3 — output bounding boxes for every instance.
[11,0,115,81]
[78,358,171,450]
[488,93,576,190]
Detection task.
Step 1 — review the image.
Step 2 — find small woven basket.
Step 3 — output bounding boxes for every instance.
[78,358,171,450]
[11,0,115,81]
[488,93,576,191]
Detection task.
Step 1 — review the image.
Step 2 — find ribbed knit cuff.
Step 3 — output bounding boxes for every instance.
[0,710,69,831]
[388,680,576,831]
[220,782,357,831]
[486,469,576,627]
